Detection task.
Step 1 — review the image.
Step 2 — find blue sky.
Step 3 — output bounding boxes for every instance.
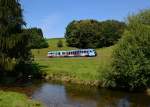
[20,0,150,38]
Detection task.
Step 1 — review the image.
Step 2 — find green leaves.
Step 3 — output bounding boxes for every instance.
[102,9,150,91]
[25,28,48,49]
[57,40,63,48]
[0,0,31,72]
[65,20,126,49]
[65,20,100,48]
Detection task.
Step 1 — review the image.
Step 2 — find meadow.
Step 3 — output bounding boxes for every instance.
[32,38,113,85]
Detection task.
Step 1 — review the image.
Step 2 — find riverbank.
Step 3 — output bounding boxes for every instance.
[32,38,113,87]
[0,91,42,107]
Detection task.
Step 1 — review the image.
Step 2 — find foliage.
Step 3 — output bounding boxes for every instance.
[57,39,63,48]
[101,9,150,91]
[65,20,101,48]
[0,62,44,84]
[25,28,49,49]
[0,0,31,73]
[14,63,44,82]
[0,91,42,107]
[98,20,126,47]
[65,19,125,49]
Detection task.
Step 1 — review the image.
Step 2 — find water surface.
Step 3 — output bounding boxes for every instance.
[1,82,150,107]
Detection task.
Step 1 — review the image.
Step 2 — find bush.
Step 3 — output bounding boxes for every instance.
[101,9,150,91]
[0,62,44,84]
[57,40,63,48]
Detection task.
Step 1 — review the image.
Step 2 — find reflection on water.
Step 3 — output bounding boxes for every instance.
[1,82,150,107]
[32,84,68,107]
[31,83,150,107]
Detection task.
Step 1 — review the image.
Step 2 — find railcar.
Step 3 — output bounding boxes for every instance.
[47,49,97,58]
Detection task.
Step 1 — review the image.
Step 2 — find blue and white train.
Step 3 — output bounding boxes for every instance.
[48,49,97,58]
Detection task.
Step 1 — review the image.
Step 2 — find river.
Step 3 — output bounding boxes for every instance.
[0,82,150,107]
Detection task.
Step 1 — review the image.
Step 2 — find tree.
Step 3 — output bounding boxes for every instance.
[25,28,48,49]
[65,20,126,49]
[98,20,126,47]
[57,40,63,48]
[65,20,101,48]
[101,9,150,91]
[0,0,31,73]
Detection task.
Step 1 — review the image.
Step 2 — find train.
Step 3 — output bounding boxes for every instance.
[47,49,97,58]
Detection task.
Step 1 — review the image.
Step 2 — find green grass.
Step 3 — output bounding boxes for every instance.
[0,91,42,107]
[32,38,113,82]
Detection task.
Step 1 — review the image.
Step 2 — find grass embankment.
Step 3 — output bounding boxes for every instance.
[32,38,113,86]
[0,91,42,107]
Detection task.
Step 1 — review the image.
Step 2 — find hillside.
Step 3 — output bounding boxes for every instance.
[32,38,113,84]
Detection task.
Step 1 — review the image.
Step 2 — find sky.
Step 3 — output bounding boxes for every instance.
[20,0,150,38]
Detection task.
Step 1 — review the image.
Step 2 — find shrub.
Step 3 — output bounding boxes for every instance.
[57,40,63,48]
[101,10,150,91]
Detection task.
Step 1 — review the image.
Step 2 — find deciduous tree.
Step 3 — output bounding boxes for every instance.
[0,0,31,73]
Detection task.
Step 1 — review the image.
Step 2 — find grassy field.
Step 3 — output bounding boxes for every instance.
[0,91,42,107]
[32,38,113,84]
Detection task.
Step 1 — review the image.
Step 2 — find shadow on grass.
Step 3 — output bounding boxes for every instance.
[0,63,49,85]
